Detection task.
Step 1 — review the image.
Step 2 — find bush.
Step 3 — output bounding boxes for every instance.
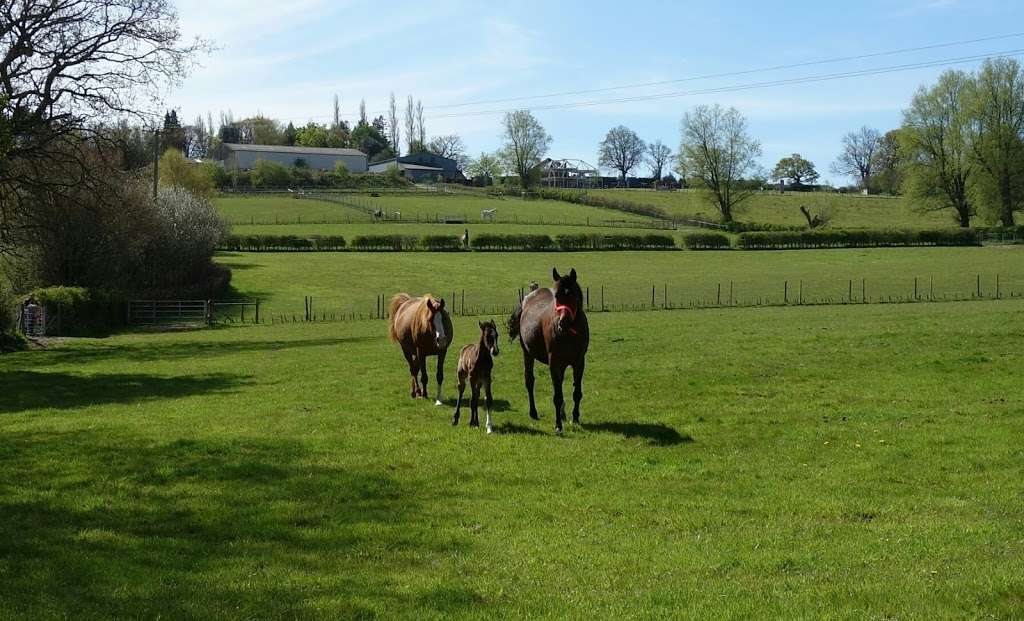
[351,235,420,251]
[316,236,347,250]
[251,158,292,187]
[421,235,463,251]
[159,148,214,198]
[145,187,229,288]
[683,233,732,250]
[0,286,26,352]
[471,234,555,251]
[735,229,981,250]
[27,286,125,336]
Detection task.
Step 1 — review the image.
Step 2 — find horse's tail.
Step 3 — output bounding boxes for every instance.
[507,302,522,343]
[388,293,411,342]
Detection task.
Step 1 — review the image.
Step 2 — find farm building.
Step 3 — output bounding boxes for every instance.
[221,144,368,172]
[538,158,602,188]
[368,153,466,183]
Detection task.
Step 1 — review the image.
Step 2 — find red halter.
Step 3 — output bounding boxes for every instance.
[555,302,578,335]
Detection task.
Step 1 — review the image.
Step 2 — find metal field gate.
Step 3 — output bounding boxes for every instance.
[128,300,209,326]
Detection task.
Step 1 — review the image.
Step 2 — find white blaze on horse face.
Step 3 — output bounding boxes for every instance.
[433,311,447,347]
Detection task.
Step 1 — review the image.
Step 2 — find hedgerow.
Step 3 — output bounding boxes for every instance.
[736,229,981,250]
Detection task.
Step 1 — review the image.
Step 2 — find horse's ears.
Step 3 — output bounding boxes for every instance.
[478,321,485,328]
[569,268,577,283]
[552,267,561,281]
[437,298,445,310]
[426,299,436,312]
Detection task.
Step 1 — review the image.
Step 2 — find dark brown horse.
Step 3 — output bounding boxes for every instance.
[453,320,500,433]
[508,268,589,433]
[389,294,453,405]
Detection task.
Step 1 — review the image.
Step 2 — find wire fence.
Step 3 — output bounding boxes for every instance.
[211,273,1024,325]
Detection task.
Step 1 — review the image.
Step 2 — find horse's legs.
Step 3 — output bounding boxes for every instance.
[405,349,419,399]
[484,380,494,434]
[434,349,446,406]
[524,353,539,420]
[453,372,466,425]
[571,360,585,425]
[550,363,566,434]
[469,384,480,427]
[418,351,429,399]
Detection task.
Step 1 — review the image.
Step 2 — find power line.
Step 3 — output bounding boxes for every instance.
[425,48,1024,119]
[268,31,1024,123]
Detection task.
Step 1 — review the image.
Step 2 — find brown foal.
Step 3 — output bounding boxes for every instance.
[453,320,500,433]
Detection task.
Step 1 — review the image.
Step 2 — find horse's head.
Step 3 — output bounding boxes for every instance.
[551,267,583,335]
[426,298,450,349]
[479,319,499,357]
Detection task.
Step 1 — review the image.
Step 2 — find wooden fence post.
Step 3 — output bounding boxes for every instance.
[784,281,788,304]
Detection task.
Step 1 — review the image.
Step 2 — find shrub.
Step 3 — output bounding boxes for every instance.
[144,187,230,289]
[159,148,214,198]
[27,286,125,336]
[735,229,981,250]
[316,236,347,250]
[683,233,732,250]
[251,158,292,187]
[0,285,26,352]
[351,235,419,251]
[421,235,463,251]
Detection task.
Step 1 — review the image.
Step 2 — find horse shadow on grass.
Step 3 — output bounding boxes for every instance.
[440,398,512,412]
[582,422,693,446]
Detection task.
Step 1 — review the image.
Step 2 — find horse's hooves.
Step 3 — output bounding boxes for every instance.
[452,417,459,426]
[554,427,563,435]
[435,400,443,407]
[486,427,493,434]
[529,411,540,420]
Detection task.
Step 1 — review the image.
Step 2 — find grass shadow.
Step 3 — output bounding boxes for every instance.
[0,371,246,414]
[497,422,547,436]
[582,422,693,446]
[0,430,481,618]
[443,398,512,412]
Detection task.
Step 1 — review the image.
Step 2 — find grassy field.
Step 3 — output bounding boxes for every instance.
[2,301,1023,618]
[218,246,1024,317]
[591,189,973,229]
[228,222,680,239]
[218,194,657,227]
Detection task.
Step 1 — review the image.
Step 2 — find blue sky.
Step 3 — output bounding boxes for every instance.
[171,0,1023,184]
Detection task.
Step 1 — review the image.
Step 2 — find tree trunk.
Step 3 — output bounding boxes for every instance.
[957,206,971,228]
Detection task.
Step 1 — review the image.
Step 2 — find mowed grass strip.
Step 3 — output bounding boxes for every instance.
[217,194,658,226]
[590,189,974,229]
[1,301,1022,618]
[217,245,1024,317]
[227,222,683,239]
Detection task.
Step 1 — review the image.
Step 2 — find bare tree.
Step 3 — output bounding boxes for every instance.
[646,140,672,182]
[679,104,762,222]
[404,95,418,153]
[598,126,645,186]
[831,126,882,189]
[0,0,207,254]
[415,99,426,145]
[500,110,551,189]
[427,135,465,159]
[387,92,400,155]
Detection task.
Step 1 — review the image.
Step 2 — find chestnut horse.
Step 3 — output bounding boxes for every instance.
[508,268,589,433]
[389,294,453,405]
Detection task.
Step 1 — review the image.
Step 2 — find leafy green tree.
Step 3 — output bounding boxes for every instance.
[284,122,297,146]
[679,104,762,222]
[872,130,905,195]
[771,154,819,186]
[966,58,1024,226]
[295,122,330,147]
[466,152,504,184]
[350,122,389,160]
[500,110,551,189]
[251,159,292,188]
[238,115,284,145]
[162,110,187,153]
[901,70,975,227]
[159,149,214,198]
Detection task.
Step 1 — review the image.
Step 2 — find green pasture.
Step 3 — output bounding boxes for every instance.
[2,301,1022,618]
[217,194,656,227]
[591,189,972,229]
[218,246,1024,318]
[228,222,680,239]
